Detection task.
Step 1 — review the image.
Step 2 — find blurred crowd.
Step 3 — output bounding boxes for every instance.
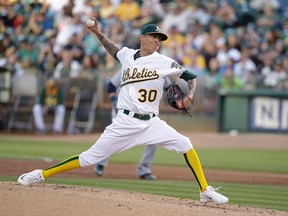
[1,0,288,116]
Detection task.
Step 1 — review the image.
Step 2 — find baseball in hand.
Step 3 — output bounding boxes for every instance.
[86,18,95,27]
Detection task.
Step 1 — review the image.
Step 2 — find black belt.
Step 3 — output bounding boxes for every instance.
[123,109,155,121]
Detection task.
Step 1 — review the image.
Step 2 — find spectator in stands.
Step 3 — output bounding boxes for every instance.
[188,2,210,27]
[161,25,185,57]
[28,10,45,36]
[255,4,282,29]
[220,66,244,90]
[161,1,191,34]
[181,48,206,77]
[52,46,81,81]
[0,47,26,76]
[131,5,162,30]
[54,8,84,54]
[38,30,58,75]
[201,40,218,69]
[233,47,257,86]
[276,54,288,90]
[215,38,230,68]
[18,38,39,67]
[141,0,166,20]
[263,57,286,88]
[201,21,225,66]
[259,50,274,79]
[214,1,238,29]
[99,0,117,29]
[65,33,85,63]
[80,54,100,80]
[82,26,102,56]
[282,19,288,48]
[1,5,16,28]
[116,0,140,23]
[226,30,241,51]
[250,0,280,12]
[108,22,127,48]
[274,39,286,56]
[202,58,222,115]
[33,78,65,134]
[0,33,13,58]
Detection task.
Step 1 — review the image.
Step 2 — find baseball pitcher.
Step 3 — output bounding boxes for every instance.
[18,20,228,205]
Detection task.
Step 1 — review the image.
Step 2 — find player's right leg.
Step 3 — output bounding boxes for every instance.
[18,155,80,185]
[17,138,119,186]
[18,113,140,186]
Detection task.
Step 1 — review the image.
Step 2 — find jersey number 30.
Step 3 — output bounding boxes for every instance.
[138,89,157,102]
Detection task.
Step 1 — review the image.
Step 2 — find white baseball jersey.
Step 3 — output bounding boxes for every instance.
[79,47,193,167]
[116,47,186,116]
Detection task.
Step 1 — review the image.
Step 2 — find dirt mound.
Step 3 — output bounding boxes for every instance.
[1,182,287,216]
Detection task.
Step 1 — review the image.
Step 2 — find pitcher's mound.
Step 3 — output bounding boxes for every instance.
[1,182,287,216]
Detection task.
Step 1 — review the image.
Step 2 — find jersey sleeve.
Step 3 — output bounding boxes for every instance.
[161,55,197,80]
[116,47,135,65]
[159,55,186,76]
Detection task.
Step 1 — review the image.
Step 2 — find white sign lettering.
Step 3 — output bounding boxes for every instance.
[254,97,279,129]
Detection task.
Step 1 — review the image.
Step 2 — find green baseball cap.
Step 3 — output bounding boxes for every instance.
[141,24,168,41]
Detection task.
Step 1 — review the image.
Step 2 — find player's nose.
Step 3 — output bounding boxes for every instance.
[154,38,160,46]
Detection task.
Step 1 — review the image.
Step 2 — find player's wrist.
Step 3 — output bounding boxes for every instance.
[186,93,193,101]
[183,96,192,108]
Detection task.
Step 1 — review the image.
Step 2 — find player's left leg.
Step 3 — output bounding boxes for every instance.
[183,148,208,192]
[138,117,228,204]
[183,148,228,204]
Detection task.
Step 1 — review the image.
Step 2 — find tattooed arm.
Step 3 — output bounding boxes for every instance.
[181,79,196,108]
[86,18,120,59]
[179,71,197,108]
[187,79,197,100]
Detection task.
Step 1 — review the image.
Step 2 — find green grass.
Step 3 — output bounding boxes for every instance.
[0,136,287,174]
[0,137,89,160]
[1,176,288,212]
[1,136,288,212]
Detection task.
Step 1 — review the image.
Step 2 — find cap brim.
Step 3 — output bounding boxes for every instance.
[145,32,168,41]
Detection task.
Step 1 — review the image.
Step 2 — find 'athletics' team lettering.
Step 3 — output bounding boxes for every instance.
[122,68,159,83]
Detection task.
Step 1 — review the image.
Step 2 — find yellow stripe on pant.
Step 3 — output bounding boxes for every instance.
[42,155,80,179]
[183,148,208,192]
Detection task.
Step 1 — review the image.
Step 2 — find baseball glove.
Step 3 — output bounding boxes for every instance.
[166,84,192,117]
